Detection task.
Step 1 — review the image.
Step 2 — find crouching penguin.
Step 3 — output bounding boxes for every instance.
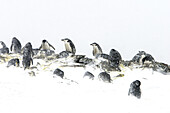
[128,80,141,99]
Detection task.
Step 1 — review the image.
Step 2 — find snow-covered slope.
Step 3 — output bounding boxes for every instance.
[0,58,170,113]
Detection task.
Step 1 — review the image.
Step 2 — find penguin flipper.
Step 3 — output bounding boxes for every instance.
[39,45,42,50]
[10,44,13,51]
[49,43,55,50]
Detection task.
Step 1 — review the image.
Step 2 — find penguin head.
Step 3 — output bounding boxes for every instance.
[61,38,71,43]
[90,42,102,49]
[110,49,116,52]
[134,80,141,87]
[138,51,146,55]
[12,37,17,40]
[90,42,100,47]
[25,42,32,47]
[42,40,47,43]
[12,37,19,43]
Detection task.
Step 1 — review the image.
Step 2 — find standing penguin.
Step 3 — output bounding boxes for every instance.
[22,56,33,70]
[61,38,76,55]
[109,49,122,62]
[90,42,103,57]
[22,42,33,70]
[22,42,34,57]
[39,39,55,50]
[10,37,22,54]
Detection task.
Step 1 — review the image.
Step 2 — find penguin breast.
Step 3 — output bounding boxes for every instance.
[42,42,50,50]
[65,42,72,52]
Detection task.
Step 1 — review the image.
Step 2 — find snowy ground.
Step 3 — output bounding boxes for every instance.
[0,59,170,113]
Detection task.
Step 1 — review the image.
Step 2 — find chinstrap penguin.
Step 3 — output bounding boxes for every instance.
[90,42,103,57]
[61,38,76,55]
[39,39,55,50]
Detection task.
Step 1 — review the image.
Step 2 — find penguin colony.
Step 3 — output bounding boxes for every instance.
[0,37,170,99]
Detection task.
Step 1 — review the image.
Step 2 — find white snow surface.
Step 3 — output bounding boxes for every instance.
[0,59,170,113]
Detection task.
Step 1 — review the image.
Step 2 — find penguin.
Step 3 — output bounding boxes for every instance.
[0,41,7,49]
[61,38,76,55]
[132,51,155,67]
[0,48,9,54]
[128,80,141,99]
[132,51,146,64]
[39,39,55,50]
[109,49,122,62]
[98,72,111,83]
[22,56,33,70]
[22,42,34,57]
[22,42,33,70]
[83,71,94,80]
[53,68,64,79]
[90,42,103,57]
[0,41,9,54]
[7,58,20,67]
[10,37,22,54]
[142,54,155,65]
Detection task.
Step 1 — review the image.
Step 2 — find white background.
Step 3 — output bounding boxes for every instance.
[0,0,169,64]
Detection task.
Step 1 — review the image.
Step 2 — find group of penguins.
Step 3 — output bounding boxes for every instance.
[0,37,170,99]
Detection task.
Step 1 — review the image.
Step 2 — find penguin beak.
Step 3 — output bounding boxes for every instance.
[61,39,64,41]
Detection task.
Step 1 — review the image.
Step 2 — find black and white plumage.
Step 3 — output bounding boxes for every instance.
[22,42,34,57]
[128,80,141,99]
[10,37,22,54]
[142,54,155,65]
[132,51,155,65]
[39,40,55,50]
[98,72,111,83]
[90,42,103,57]
[53,68,64,79]
[22,42,33,70]
[95,53,121,72]
[0,41,7,49]
[22,56,33,70]
[109,49,122,62]
[83,71,94,80]
[0,41,9,54]
[7,58,20,67]
[61,38,76,55]
[132,51,146,64]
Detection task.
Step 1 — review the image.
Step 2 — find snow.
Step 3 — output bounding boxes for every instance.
[0,59,170,113]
